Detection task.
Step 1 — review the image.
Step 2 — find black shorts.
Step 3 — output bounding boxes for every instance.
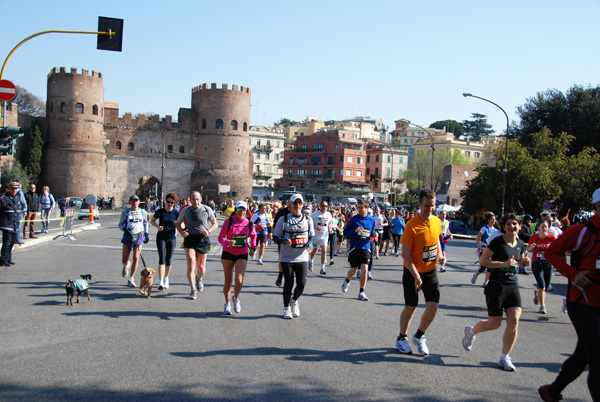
[221,251,248,261]
[184,233,211,254]
[348,248,371,268]
[484,281,521,316]
[403,267,440,306]
[256,233,268,245]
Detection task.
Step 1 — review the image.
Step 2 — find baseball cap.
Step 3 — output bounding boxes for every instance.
[129,195,140,201]
[593,188,600,205]
[234,200,248,210]
[290,194,303,203]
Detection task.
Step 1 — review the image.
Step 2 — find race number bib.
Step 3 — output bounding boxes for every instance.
[358,229,371,239]
[423,244,437,263]
[290,234,307,248]
[319,216,328,226]
[232,234,247,248]
[537,251,545,260]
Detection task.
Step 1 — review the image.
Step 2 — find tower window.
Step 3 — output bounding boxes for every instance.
[231,120,238,130]
[116,141,122,150]
[179,146,185,153]
[75,103,84,114]
[92,105,99,115]
[60,103,66,113]
[243,122,248,132]
[128,142,134,151]
[216,119,223,130]
[167,145,173,153]
[202,119,207,129]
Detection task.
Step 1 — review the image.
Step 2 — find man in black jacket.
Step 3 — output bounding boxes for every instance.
[0,182,21,265]
[23,183,39,239]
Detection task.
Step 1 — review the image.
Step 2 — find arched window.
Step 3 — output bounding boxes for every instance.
[202,119,207,129]
[179,146,185,153]
[167,145,173,153]
[231,120,238,130]
[216,119,223,129]
[116,141,122,150]
[92,105,99,115]
[128,142,134,151]
[243,122,248,132]
[60,103,66,113]
[75,103,84,114]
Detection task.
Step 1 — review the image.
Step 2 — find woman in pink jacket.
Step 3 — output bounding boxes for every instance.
[218,200,257,315]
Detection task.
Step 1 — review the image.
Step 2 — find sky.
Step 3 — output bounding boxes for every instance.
[1,0,599,134]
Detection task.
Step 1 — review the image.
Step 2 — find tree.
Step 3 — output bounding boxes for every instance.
[515,84,600,154]
[13,85,45,117]
[274,118,298,127]
[0,160,30,190]
[462,113,494,140]
[22,119,45,184]
[430,119,465,139]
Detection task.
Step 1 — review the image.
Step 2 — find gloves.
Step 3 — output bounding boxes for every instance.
[143,233,149,244]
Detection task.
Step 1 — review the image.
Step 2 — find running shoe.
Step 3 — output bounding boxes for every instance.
[462,326,476,351]
[498,355,516,371]
[196,277,204,292]
[482,281,488,287]
[533,289,539,305]
[396,337,412,354]
[471,273,478,284]
[158,282,164,291]
[127,277,137,288]
[122,261,131,278]
[440,266,446,272]
[375,254,379,260]
[308,260,313,272]
[412,334,429,356]
[367,271,373,280]
[275,275,282,287]
[290,298,300,317]
[224,302,232,315]
[548,284,554,291]
[562,297,567,314]
[358,291,368,301]
[333,251,337,256]
[341,280,349,293]
[258,259,264,265]
[329,260,335,266]
[282,306,293,319]
[164,277,169,289]
[539,305,547,314]
[320,267,326,275]
[395,252,399,257]
[189,289,197,300]
[233,296,241,313]
[382,251,387,256]
[538,384,563,402]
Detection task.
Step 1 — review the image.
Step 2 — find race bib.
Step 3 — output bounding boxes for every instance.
[232,234,247,248]
[290,234,307,248]
[423,244,437,263]
[537,251,545,260]
[319,217,328,226]
[358,229,370,239]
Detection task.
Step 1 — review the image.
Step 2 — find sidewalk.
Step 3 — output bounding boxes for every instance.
[13,220,102,250]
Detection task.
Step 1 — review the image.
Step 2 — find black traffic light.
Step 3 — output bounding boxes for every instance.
[370,174,376,182]
[0,126,23,155]
[227,191,231,197]
[232,191,238,198]
[97,17,124,52]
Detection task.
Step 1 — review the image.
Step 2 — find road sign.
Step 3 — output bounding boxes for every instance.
[0,80,16,101]
[543,200,552,209]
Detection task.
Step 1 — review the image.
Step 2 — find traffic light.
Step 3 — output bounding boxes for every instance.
[0,126,23,155]
[370,174,376,182]
[97,17,124,52]
[227,191,231,197]
[232,191,238,198]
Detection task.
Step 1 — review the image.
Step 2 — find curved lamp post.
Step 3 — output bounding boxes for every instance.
[462,93,510,216]
[406,121,435,190]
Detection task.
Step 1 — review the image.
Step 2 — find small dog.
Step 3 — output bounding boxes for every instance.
[66,274,93,306]
[139,268,156,298]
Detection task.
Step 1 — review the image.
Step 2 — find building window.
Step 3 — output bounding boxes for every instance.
[289,157,293,164]
[301,144,307,149]
[92,105,99,115]
[128,142,134,151]
[276,141,280,147]
[216,119,223,129]
[75,103,84,114]
[310,169,321,176]
[340,156,343,163]
[243,122,248,131]
[327,156,334,165]
[313,143,324,150]
[346,170,352,176]
[167,145,173,153]
[400,156,404,163]
[311,156,321,165]
[357,171,363,177]
[60,102,66,113]
[116,141,121,150]
[204,146,208,151]
[297,169,306,177]
[231,120,238,130]
[335,143,340,149]
[375,155,379,162]
[221,146,224,151]
[346,156,353,163]
[339,169,343,176]
[357,157,362,164]
[375,167,379,176]
[475,151,480,158]
[466,151,471,157]
[202,119,207,129]
[179,146,185,153]
[388,155,391,163]
[367,155,371,162]
[367,168,370,175]
[256,152,261,160]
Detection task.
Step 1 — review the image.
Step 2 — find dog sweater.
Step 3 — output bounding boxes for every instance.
[72,279,89,291]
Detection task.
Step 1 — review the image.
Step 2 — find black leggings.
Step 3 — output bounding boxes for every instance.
[550,301,600,401]
[329,232,336,260]
[392,234,401,254]
[281,261,308,307]
[157,238,176,266]
[532,260,552,290]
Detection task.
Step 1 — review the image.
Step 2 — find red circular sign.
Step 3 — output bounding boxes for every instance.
[0,80,16,101]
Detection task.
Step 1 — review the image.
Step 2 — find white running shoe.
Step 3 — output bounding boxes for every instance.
[158,281,165,291]
[471,273,478,284]
[320,267,326,275]
[533,289,539,305]
[539,305,547,314]
[308,260,313,272]
[412,334,429,355]
[358,292,368,301]
[482,281,488,288]
[189,289,197,300]
[127,277,137,288]
[498,355,516,371]
[164,277,169,289]
[341,280,349,293]
[122,261,131,278]
[197,277,204,292]
[562,297,568,314]
[282,306,293,319]
[462,326,476,351]
[258,259,264,265]
[396,337,412,354]
[290,298,300,317]
[233,296,241,313]
[368,271,373,280]
[224,302,232,315]
[440,266,446,272]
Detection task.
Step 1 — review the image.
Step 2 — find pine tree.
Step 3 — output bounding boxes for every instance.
[22,119,44,185]
[462,113,494,140]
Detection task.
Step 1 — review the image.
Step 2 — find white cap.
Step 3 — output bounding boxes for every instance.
[367,208,373,214]
[234,201,248,210]
[593,188,600,205]
[290,194,303,203]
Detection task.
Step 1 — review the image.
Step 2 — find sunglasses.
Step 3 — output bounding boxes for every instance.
[293,200,303,205]
[166,201,175,204]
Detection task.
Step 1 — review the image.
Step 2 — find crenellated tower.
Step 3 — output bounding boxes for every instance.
[45,67,107,197]
[190,83,252,202]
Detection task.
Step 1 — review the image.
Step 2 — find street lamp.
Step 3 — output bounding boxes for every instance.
[406,121,435,190]
[462,93,510,216]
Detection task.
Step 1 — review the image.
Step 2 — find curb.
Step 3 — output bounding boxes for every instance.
[13,222,102,250]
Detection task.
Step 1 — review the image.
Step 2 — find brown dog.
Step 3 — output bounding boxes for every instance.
[139,268,156,298]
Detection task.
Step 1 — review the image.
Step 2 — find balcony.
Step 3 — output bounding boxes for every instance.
[253,171,273,179]
[254,144,273,152]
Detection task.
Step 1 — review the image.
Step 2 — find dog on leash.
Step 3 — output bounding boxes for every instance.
[139,268,156,298]
[66,274,92,306]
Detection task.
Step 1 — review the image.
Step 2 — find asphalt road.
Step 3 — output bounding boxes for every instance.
[0,212,591,401]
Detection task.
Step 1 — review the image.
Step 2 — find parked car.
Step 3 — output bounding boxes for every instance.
[449,220,467,235]
[78,201,99,220]
[68,197,83,208]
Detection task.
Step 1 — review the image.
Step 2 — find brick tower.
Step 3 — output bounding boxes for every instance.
[190,83,252,202]
[44,67,107,198]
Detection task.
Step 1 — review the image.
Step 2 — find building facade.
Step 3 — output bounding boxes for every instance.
[249,126,286,196]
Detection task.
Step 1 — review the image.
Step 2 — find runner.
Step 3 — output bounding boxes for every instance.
[472,212,497,286]
[250,203,271,265]
[390,208,405,257]
[438,210,453,272]
[119,195,150,287]
[150,192,179,291]
[526,219,556,314]
[310,200,333,275]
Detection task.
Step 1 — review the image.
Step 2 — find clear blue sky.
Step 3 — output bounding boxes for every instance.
[2,0,599,134]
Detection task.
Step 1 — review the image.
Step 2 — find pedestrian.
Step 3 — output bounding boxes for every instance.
[272,200,290,287]
[373,206,387,259]
[390,208,405,257]
[23,183,39,239]
[14,181,26,245]
[150,192,180,291]
[341,199,376,301]
[38,186,55,233]
[119,195,150,287]
[250,203,271,265]
[438,210,453,272]
[381,209,393,256]
[538,187,600,402]
[462,213,530,371]
[310,200,333,275]
[273,194,314,319]
[218,200,256,315]
[396,189,445,356]
[176,191,218,300]
[527,219,556,314]
[0,182,21,266]
[472,212,497,286]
